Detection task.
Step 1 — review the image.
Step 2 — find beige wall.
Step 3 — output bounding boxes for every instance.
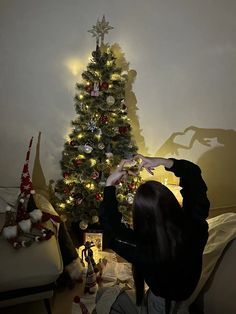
[0,0,235,209]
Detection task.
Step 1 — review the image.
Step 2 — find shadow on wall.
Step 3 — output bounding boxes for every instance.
[153,126,236,210]
[83,43,235,210]
[110,43,148,155]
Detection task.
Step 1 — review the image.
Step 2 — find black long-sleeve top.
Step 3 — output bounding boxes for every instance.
[98,159,210,301]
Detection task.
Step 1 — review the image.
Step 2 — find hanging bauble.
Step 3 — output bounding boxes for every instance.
[95,192,103,201]
[63,172,69,178]
[117,194,125,202]
[84,144,93,154]
[119,125,130,135]
[73,159,84,166]
[91,170,99,180]
[70,140,77,146]
[127,193,134,204]
[91,215,99,224]
[91,81,100,97]
[112,127,119,134]
[79,220,88,230]
[106,95,115,106]
[87,119,97,132]
[105,152,113,158]
[100,115,108,124]
[64,188,70,195]
[79,102,85,111]
[128,183,136,191]
[101,82,109,90]
[98,142,105,150]
[85,84,92,93]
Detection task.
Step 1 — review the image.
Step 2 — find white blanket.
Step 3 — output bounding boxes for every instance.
[184,212,236,306]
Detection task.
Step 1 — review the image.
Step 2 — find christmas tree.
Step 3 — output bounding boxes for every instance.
[55,16,142,230]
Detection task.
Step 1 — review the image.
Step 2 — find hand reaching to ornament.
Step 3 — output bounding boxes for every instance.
[133,154,174,175]
[105,159,136,186]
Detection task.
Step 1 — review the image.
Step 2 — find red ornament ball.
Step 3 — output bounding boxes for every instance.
[73,159,84,166]
[85,84,92,92]
[100,115,108,124]
[95,192,103,201]
[101,82,109,90]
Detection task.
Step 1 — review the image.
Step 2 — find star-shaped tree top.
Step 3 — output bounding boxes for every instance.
[88,15,113,46]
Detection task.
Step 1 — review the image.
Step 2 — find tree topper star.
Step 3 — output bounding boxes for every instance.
[88,15,113,46]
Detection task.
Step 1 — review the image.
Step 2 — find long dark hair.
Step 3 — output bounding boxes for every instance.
[132,180,184,305]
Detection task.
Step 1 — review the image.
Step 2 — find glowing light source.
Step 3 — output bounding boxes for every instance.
[59,203,66,209]
[65,59,84,76]
[90,158,97,166]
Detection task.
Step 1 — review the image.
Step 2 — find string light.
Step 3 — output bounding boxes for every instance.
[77,133,84,139]
[90,158,97,166]
[59,203,66,209]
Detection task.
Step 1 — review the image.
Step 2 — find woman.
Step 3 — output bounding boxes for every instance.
[97,155,210,313]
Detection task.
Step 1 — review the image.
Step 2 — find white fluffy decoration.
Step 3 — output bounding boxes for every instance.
[29,208,43,222]
[2,225,17,239]
[18,219,32,233]
[65,258,84,280]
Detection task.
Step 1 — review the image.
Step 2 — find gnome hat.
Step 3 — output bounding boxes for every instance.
[16,137,35,233]
[84,259,98,295]
[20,137,35,198]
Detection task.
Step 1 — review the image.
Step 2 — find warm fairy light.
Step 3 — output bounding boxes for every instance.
[86,182,95,190]
[86,105,89,109]
[77,133,84,139]
[59,203,66,209]
[86,82,90,85]
[66,199,72,204]
[106,159,111,165]
[64,178,74,184]
[106,60,113,66]
[111,73,120,80]
[90,158,97,166]
[95,71,100,77]
[108,84,113,88]
[78,154,85,159]
[95,134,101,140]
[79,94,84,100]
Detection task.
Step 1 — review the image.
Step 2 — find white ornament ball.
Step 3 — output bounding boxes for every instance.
[98,142,105,150]
[127,193,134,204]
[106,96,115,106]
[91,215,99,224]
[84,144,93,154]
[79,220,88,230]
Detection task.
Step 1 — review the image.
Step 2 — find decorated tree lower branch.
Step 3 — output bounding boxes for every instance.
[55,17,142,230]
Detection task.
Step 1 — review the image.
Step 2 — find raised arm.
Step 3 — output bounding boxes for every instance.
[166,158,210,221]
[98,160,136,263]
[135,155,210,222]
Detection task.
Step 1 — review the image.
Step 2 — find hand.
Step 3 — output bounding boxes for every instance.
[106,159,134,186]
[134,154,174,175]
